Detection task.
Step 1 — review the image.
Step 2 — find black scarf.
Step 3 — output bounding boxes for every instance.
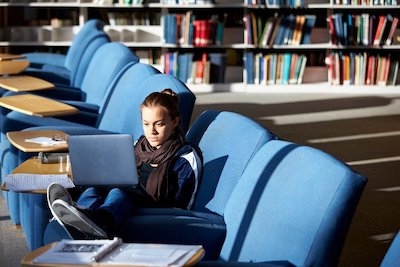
[134,133,183,202]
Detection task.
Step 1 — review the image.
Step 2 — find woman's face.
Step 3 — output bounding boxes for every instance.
[141,105,179,149]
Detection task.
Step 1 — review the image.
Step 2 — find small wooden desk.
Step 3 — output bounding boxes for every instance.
[0,60,30,75]
[7,130,68,153]
[21,242,205,267]
[0,53,29,75]
[0,93,78,117]
[0,75,54,92]
[0,53,26,61]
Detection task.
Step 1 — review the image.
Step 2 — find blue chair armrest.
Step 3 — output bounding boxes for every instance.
[33,86,83,101]
[61,100,99,113]
[22,53,66,68]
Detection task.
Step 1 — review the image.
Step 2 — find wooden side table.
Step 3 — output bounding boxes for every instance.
[0,53,29,75]
[0,53,26,61]
[0,75,54,92]
[0,93,78,117]
[7,130,69,153]
[1,156,71,194]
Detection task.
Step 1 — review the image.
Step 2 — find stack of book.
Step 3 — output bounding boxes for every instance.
[327,13,399,46]
[244,52,308,85]
[162,12,225,46]
[165,52,226,84]
[326,52,399,85]
[244,13,316,46]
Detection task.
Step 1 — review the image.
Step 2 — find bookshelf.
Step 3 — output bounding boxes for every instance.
[0,0,399,93]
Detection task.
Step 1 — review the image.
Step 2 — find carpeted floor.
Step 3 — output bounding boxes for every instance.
[1,92,399,266]
[0,194,29,267]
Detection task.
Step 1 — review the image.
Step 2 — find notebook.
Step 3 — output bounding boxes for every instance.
[67,134,139,188]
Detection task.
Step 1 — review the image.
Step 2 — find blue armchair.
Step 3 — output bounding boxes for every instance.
[44,112,367,266]
[43,110,277,260]
[1,42,139,130]
[197,139,367,266]
[1,62,159,234]
[6,69,196,251]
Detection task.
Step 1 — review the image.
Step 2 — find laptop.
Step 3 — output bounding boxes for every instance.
[67,134,139,188]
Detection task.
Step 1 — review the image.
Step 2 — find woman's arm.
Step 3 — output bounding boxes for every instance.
[172,146,202,209]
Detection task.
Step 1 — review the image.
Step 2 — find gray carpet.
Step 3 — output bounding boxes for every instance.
[0,194,29,267]
[1,92,399,266]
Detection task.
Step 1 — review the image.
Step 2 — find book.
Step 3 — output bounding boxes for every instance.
[209,53,227,83]
[193,19,213,47]
[267,53,277,84]
[292,15,305,45]
[379,15,393,46]
[387,58,399,85]
[282,14,296,45]
[281,53,291,84]
[259,16,276,47]
[250,12,259,45]
[244,51,254,84]
[268,15,282,46]
[177,53,194,83]
[289,53,299,84]
[300,15,316,44]
[327,16,337,45]
[274,15,290,45]
[33,238,204,266]
[373,15,387,46]
[297,55,307,84]
[385,16,399,45]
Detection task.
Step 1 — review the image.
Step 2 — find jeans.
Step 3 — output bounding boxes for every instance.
[76,187,137,227]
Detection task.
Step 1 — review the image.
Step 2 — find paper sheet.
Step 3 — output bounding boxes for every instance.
[101,243,203,266]
[25,136,67,146]
[5,173,75,191]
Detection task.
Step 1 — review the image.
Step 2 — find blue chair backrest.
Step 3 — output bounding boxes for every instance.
[186,110,277,215]
[78,42,139,109]
[380,231,400,267]
[98,71,195,141]
[97,62,160,135]
[220,140,367,266]
[65,19,111,87]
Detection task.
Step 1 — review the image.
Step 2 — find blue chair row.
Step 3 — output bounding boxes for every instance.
[1,41,139,132]
[1,41,139,227]
[4,62,196,251]
[42,109,367,266]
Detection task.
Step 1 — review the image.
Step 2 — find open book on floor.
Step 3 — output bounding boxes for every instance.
[32,237,204,266]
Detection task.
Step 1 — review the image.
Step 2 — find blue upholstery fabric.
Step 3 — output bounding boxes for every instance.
[1,62,159,249]
[40,111,366,265]
[10,67,197,251]
[1,42,139,137]
[22,19,110,88]
[218,140,367,266]
[380,231,400,267]
[106,110,276,260]
[186,110,277,215]
[1,42,138,229]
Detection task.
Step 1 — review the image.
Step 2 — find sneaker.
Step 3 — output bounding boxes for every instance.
[50,199,108,240]
[47,182,73,208]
